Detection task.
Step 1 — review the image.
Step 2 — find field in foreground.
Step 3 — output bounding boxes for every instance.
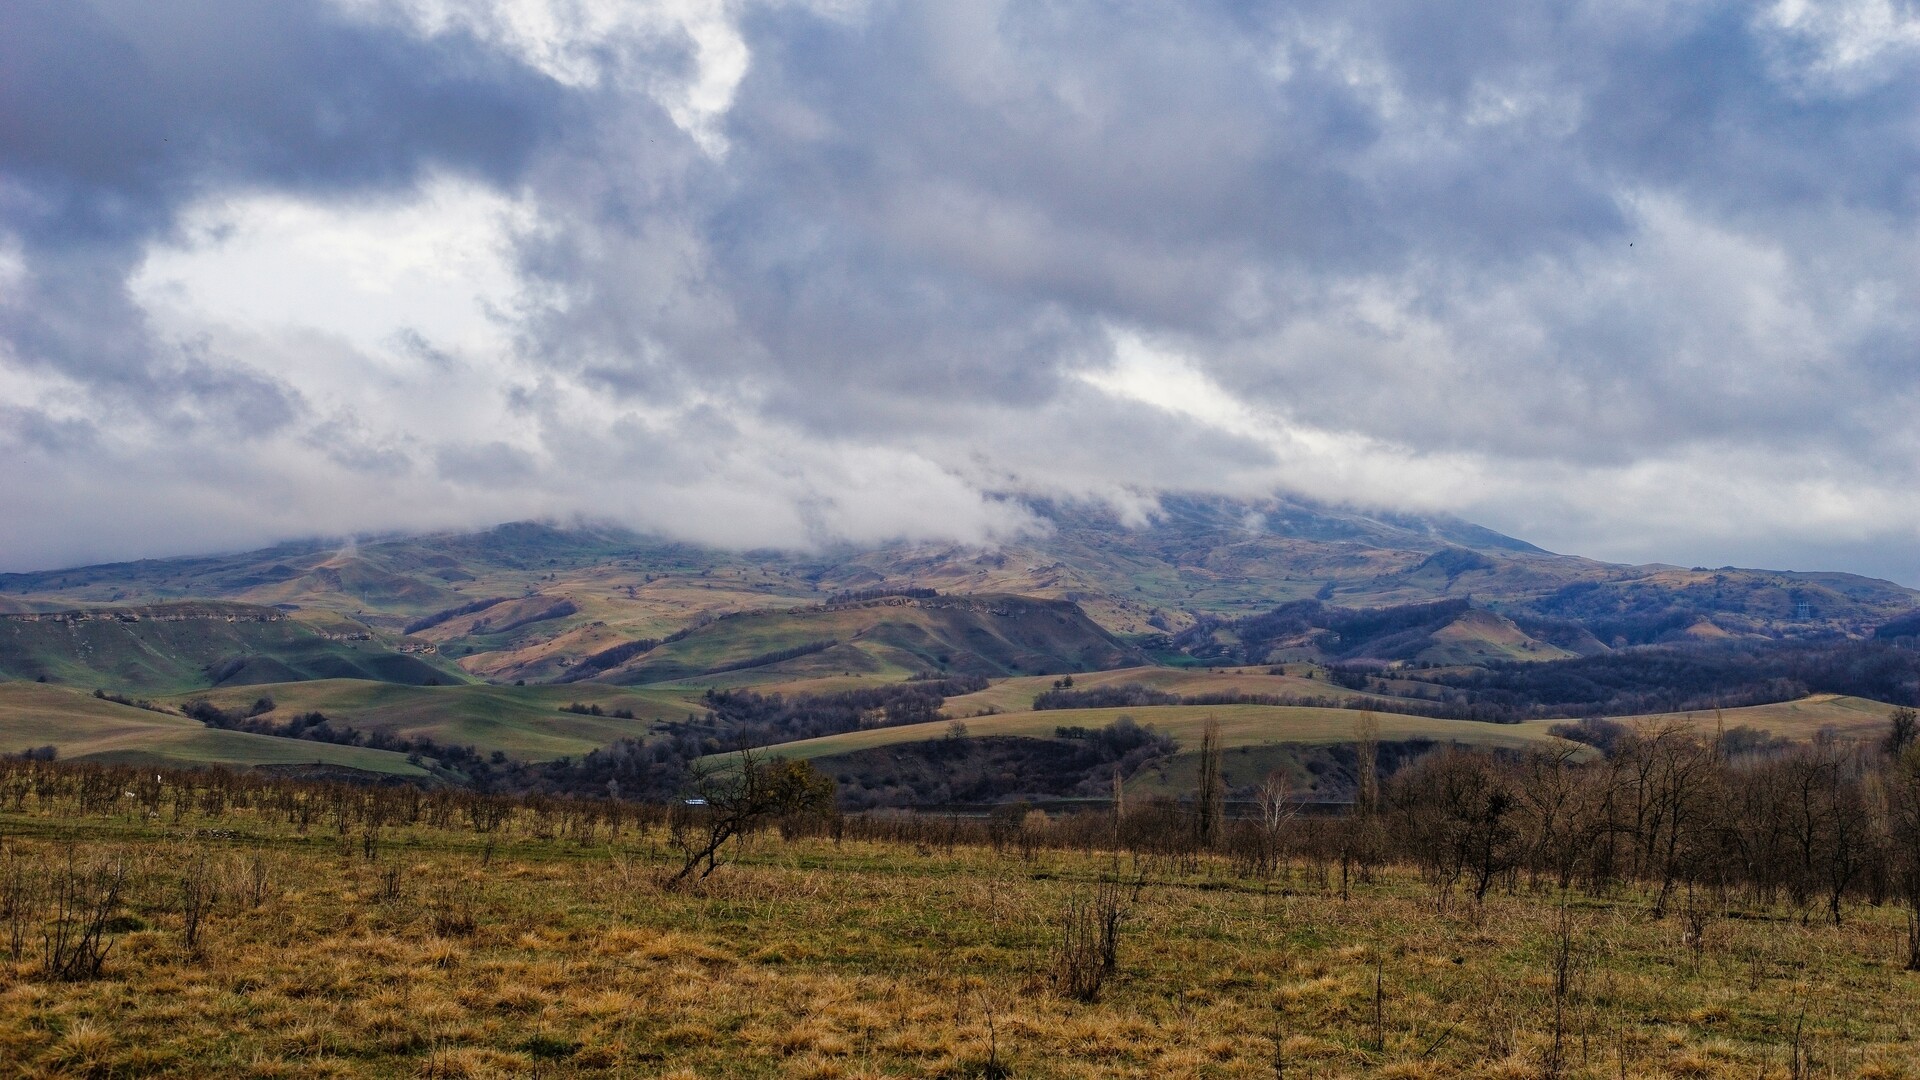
[1,785,1916,1077]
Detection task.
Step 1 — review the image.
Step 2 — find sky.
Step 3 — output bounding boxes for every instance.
[2,0,1918,582]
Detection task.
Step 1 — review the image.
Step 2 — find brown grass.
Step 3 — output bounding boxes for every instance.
[0,797,1915,1076]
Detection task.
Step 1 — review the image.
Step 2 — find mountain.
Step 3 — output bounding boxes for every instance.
[1173,598,1585,668]
[1,493,1914,694]
[849,494,1914,638]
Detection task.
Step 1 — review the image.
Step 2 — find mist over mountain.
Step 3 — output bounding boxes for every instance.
[5,493,1911,651]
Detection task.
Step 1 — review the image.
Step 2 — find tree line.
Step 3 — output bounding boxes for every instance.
[8,705,1920,969]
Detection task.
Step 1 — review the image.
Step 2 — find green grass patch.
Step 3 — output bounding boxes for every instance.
[0,682,426,774]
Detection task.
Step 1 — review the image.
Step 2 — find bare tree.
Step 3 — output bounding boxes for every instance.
[1883,743,1920,968]
[1390,748,1517,905]
[42,851,125,981]
[1513,744,1589,891]
[672,749,835,883]
[179,851,214,957]
[1885,707,1918,757]
[1254,770,1296,878]
[1353,710,1380,817]
[1194,718,1224,849]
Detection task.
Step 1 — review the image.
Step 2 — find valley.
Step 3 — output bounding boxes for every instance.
[1,495,1916,810]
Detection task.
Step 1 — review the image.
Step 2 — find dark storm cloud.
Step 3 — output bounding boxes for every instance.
[0,0,561,246]
[495,0,1919,472]
[630,0,1916,456]
[3,0,1919,577]
[0,0,568,420]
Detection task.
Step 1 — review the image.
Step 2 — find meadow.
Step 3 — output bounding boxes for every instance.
[0,683,428,776]
[733,692,1904,800]
[164,681,701,761]
[935,666,1385,717]
[1,757,1917,1078]
[739,705,1571,766]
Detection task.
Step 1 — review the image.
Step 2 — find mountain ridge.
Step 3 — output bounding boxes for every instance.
[2,493,1914,694]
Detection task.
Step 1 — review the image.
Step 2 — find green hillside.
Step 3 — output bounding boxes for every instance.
[595,594,1143,685]
[170,679,704,761]
[723,703,1571,766]
[0,603,464,694]
[0,683,427,775]
[728,701,1575,805]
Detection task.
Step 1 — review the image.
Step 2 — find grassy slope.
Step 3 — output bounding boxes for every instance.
[5,644,1898,773]
[940,663,1386,715]
[0,683,426,774]
[750,689,1907,800]
[773,703,1575,801]
[732,703,1571,765]
[1416,608,1578,664]
[1608,693,1899,740]
[0,607,466,694]
[166,680,708,761]
[600,596,1138,684]
[450,569,828,683]
[656,669,907,696]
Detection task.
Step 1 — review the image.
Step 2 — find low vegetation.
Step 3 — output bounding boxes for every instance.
[0,712,1917,1076]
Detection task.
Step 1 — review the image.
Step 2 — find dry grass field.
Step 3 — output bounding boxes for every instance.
[733,693,1907,800]
[1619,694,1897,742]
[2,771,1916,1078]
[937,665,1384,717]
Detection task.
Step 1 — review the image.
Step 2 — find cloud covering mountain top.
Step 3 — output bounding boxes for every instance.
[3,0,1917,579]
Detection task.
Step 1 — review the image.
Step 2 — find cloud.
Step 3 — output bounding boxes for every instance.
[2,0,1918,583]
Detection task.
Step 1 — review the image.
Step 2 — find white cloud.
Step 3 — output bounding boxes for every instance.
[132,177,530,358]
[5,0,1920,584]
[1764,0,1920,90]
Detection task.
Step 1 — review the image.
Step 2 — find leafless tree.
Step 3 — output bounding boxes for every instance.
[672,748,835,883]
[1254,771,1297,878]
[1194,717,1224,849]
[42,851,124,981]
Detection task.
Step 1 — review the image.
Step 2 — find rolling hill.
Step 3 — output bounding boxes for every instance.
[0,682,427,775]
[1175,598,1583,667]
[586,593,1143,685]
[0,602,463,694]
[724,703,1572,765]
[718,701,1576,806]
[166,679,703,761]
[726,691,1907,805]
[937,664,1387,715]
